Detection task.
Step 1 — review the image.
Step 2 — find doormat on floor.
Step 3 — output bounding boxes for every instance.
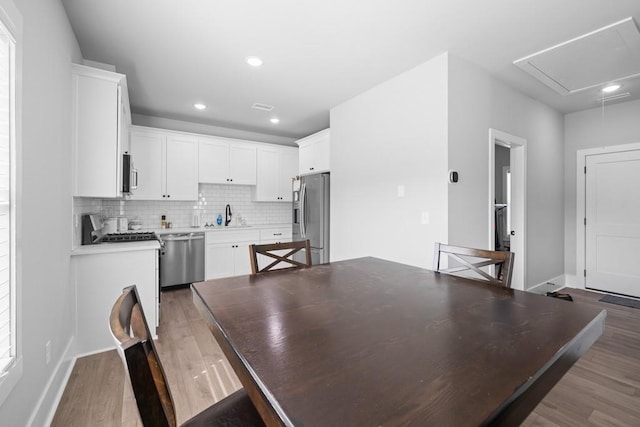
[599,294,640,309]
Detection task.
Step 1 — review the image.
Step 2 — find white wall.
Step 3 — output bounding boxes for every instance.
[330,53,449,268]
[564,99,640,279]
[447,55,565,288]
[0,0,81,425]
[132,113,297,146]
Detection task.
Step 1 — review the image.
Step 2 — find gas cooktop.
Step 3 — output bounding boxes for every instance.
[99,231,158,243]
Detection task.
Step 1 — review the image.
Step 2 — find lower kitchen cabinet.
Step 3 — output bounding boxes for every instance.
[205,229,260,279]
[256,227,293,271]
[72,246,159,355]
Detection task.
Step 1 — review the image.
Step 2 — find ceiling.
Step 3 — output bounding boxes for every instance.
[61,0,640,140]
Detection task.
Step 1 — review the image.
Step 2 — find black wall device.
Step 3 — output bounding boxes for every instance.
[449,170,459,183]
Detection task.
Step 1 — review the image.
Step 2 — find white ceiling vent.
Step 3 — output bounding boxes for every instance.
[251,103,274,111]
[514,17,640,95]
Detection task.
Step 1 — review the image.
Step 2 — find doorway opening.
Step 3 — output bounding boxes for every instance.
[488,129,527,290]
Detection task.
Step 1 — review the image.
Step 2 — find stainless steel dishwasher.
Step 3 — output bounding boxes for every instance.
[159,232,204,288]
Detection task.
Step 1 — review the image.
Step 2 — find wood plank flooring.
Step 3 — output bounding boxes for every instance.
[51,288,242,426]
[52,287,640,426]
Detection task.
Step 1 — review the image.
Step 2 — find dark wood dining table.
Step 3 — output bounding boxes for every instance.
[191,257,606,426]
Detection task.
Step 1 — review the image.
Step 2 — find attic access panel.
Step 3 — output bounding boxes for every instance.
[514,17,640,95]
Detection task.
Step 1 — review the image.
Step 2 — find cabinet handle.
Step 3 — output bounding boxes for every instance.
[230,178,233,182]
[167,194,170,198]
[310,167,314,171]
[162,195,166,198]
[274,233,282,236]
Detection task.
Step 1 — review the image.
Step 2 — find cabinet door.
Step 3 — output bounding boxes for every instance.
[298,130,330,175]
[205,243,235,279]
[130,131,164,200]
[74,74,120,198]
[278,148,299,202]
[234,242,253,276]
[255,147,280,201]
[199,138,229,184]
[165,135,198,200]
[229,143,257,185]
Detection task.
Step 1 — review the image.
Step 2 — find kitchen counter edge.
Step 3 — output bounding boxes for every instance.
[71,240,161,256]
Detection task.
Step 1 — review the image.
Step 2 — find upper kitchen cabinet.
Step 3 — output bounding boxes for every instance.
[198,137,256,185]
[130,126,198,201]
[296,128,330,175]
[72,64,131,198]
[254,145,298,202]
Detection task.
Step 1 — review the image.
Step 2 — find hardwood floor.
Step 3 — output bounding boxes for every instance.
[51,288,242,426]
[52,287,640,426]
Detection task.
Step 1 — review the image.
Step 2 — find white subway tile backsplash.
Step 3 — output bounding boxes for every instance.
[72,184,292,244]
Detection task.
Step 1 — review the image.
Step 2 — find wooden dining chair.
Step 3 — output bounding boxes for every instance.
[433,242,515,288]
[249,239,312,274]
[109,285,264,427]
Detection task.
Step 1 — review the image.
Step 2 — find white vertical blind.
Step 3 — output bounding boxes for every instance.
[0,27,13,371]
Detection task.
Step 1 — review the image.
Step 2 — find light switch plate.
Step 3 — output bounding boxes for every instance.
[397,185,405,198]
[421,211,430,224]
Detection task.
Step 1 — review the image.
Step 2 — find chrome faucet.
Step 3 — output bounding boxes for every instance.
[225,204,232,226]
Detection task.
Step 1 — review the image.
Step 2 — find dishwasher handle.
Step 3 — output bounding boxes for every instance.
[160,233,205,242]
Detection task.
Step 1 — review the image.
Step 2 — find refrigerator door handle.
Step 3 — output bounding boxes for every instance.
[300,182,307,239]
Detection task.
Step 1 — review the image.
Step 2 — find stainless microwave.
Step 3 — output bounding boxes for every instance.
[122,153,138,194]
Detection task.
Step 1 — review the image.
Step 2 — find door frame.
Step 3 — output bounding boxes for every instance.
[488,129,527,290]
[575,142,640,289]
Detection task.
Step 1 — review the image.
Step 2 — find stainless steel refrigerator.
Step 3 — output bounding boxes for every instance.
[293,172,330,265]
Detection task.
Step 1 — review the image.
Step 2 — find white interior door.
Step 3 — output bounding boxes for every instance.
[585,149,640,297]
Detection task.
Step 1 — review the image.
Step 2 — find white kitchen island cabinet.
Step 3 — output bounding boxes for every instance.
[254,146,298,202]
[72,242,159,356]
[130,126,199,201]
[198,136,257,185]
[72,64,131,198]
[296,128,330,175]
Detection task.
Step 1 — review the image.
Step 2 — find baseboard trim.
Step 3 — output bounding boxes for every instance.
[27,336,76,427]
[564,274,584,289]
[528,274,566,293]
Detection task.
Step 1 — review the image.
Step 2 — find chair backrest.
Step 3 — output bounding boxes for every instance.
[433,242,515,288]
[249,239,312,274]
[109,285,177,427]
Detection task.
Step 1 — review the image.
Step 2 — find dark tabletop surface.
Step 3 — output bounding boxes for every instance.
[192,257,605,426]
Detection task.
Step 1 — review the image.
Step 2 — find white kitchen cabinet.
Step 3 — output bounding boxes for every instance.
[256,227,293,271]
[130,126,198,201]
[72,64,131,198]
[204,230,260,279]
[72,246,159,355]
[254,146,298,202]
[199,137,257,185]
[297,128,330,175]
[259,227,293,244]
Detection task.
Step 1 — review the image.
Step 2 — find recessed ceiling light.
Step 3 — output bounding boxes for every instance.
[246,56,263,67]
[270,118,280,124]
[602,84,622,93]
[193,103,207,110]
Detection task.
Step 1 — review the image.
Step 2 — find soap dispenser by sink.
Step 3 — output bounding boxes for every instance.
[225,204,232,226]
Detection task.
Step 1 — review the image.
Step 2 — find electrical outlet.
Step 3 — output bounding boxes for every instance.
[45,340,51,365]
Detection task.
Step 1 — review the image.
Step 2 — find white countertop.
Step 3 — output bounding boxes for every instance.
[71,240,161,256]
[71,223,292,255]
[153,223,291,235]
